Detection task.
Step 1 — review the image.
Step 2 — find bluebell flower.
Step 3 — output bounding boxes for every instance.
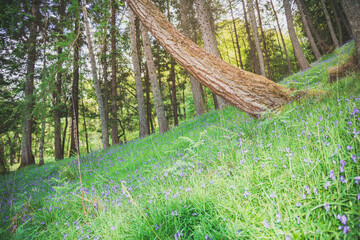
[262,220,270,228]
[329,170,335,181]
[324,203,330,212]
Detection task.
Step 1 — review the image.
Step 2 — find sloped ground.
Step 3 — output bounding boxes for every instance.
[1,42,359,239]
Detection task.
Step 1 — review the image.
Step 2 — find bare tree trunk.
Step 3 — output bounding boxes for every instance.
[255,0,272,79]
[21,0,39,167]
[299,0,328,53]
[144,67,154,133]
[229,0,244,69]
[81,98,89,154]
[179,0,206,116]
[81,0,109,149]
[102,41,109,134]
[320,0,339,48]
[129,9,149,138]
[283,0,310,70]
[61,116,68,157]
[0,138,7,174]
[341,0,360,64]
[330,0,343,46]
[126,0,291,117]
[53,0,65,160]
[170,58,178,126]
[194,0,226,109]
[70,8,80,156]
[296,0,321,60]
[248,0,266,76]
[141,25,169,133]
[241,0,260,74]
[111,1,120,143]
[39,4,48,166]
[270,0,292,73]
[337,2,352,39]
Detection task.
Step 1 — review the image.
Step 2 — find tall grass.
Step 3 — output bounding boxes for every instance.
[0,41,359,239]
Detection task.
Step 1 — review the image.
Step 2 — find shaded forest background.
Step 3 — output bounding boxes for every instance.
[0,0,353,171]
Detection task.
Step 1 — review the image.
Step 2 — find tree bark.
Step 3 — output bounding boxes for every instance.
[70,5,80,156]
[341,0,360,64]
[296,0,321,60]
[102,41,109,136]
[241,0,260,74]
[194,0,226,109]
[53,0,65,160]
[330,0,343,46]
[141,25,169,133]
[255,0,272,79]
[299,0,328,53]
[82,98,89,154]
[21,0,39,167]
[126,0,291,117]
[229,0,244,69]
[320,0,339,48]
[283,0,310,71]
[144,67,155,133]
[270,0,292,73]
[81,0,110,149]
[248,0,266,76]
[170,58,178,126]
[129,9,149,138]
[179,0,206,116]
[111,1,120,144]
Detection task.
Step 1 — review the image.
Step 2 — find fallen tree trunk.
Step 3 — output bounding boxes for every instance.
[126,0,291,117]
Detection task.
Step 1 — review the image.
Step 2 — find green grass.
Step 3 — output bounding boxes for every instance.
[1,41,359,239]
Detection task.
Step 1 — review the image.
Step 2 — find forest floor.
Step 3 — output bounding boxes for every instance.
[1,41,360,239]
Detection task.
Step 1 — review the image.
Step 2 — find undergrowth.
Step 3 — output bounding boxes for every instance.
[0,41,359,239]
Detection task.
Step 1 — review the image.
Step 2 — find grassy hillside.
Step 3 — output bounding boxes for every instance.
[1,42,359,239]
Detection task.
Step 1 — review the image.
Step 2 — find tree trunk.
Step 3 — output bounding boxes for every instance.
[299,0,328,53]
[53,0,65,160]
[179,0,206,116]
[70,6,80,156]
[283,0,310,71]
[81,98,89,153]
[129,9,149,138]
[111,1,120,143]
[21,0,39,167]
[126,0,291,117]
[241,0,260,74]
[62,116,68,157]
[330,0,343,46]
[229,0,244,69]
[145,66,154,133]
[141,25,169,133]
[270,0,292,73]
[341,0,360,64]
[255,0,272,79]
[337,2,352,39]
[102,41,109,135]
[194,0,226,109]
[81,0,110,149]
[248,0,266,76]
[0,138,7,174]
[296,0,321,60]
[170,58,178,126]
[320,0,339,48]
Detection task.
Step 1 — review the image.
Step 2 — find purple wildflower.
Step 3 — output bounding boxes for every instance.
[337,214,347,225]
[347,145,353,151]
[340,176,347,183]
[262,220,270,228]
[325,182,331,189]
[171,211,178,216]
[343,226,350,234]
[110,226,116,231]
[285,235,291,240]
[355,176,360,184]
[305,185,311,195]
[313,187,318,195]
[243,188,251,198]
[296,202,302,207]
[174,230,183,240]
[329,170,335,181]
[324,203,330,212]
[276,213,281,223]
